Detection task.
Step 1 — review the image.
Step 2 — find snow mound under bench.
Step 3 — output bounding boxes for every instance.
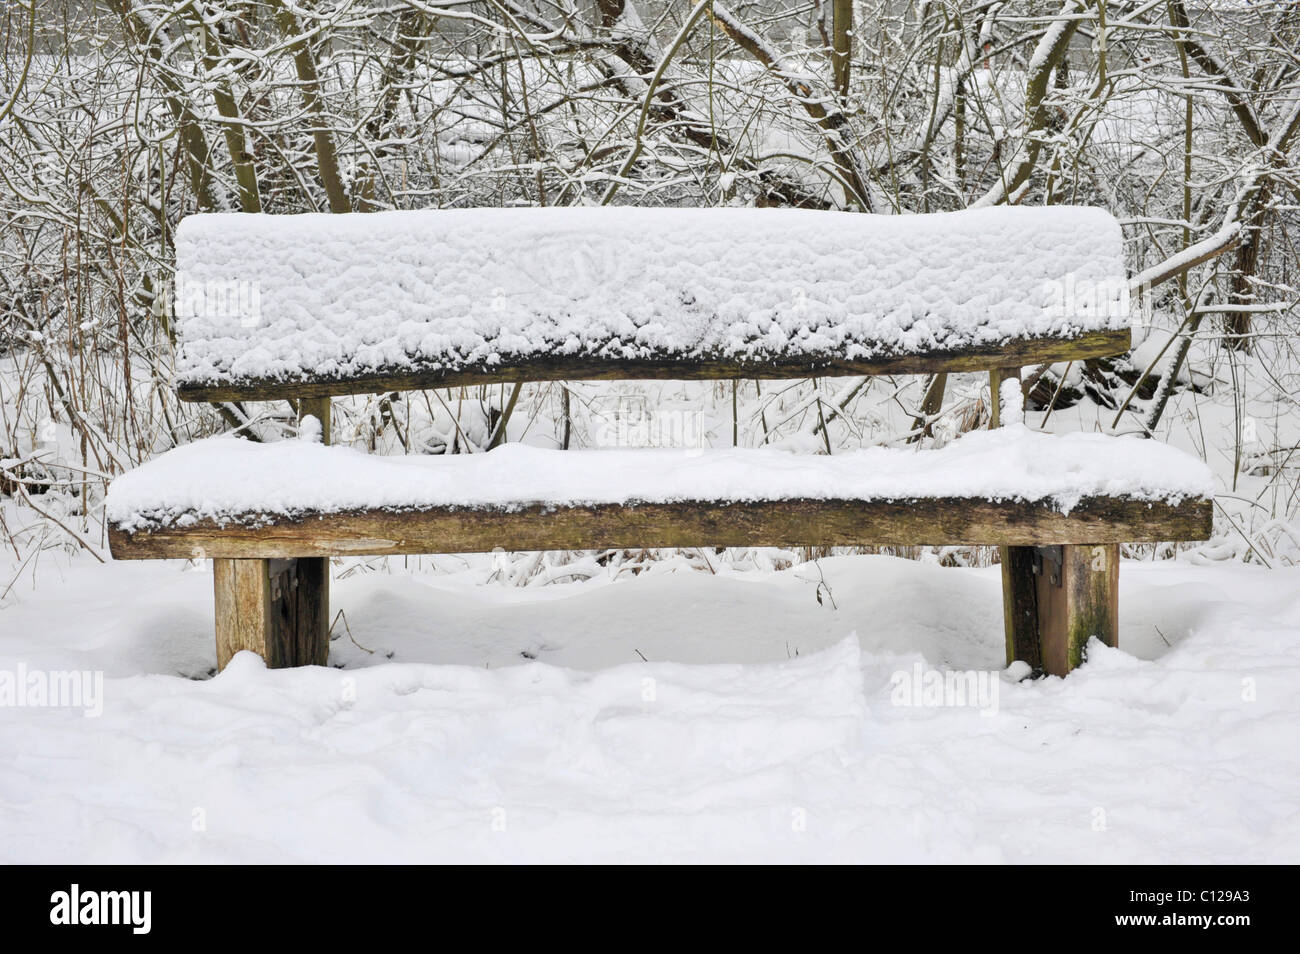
[174,206,1130,387]
[106,427,1211,533]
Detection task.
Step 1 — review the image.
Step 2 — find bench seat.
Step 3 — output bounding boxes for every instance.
[107,426,1212,559]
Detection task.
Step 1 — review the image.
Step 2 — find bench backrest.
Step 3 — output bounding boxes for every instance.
[171,206,1131,402]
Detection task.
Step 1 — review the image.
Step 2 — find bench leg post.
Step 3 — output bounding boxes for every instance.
[213,557,330,671]
[214,558,276,669]
[1036,544,1118,676]
[1002,544,1119,677]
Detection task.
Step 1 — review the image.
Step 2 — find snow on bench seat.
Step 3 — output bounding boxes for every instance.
[173,206,1130,392]
[106,426,1211,542]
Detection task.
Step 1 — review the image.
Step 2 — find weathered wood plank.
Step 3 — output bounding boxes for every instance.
[111,495,1212,560]
[1035,543,1120,676]
[176,330,1131,403]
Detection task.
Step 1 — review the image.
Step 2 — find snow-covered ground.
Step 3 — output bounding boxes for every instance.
[1,551,1296,863]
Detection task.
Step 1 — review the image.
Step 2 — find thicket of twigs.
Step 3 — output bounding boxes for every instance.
[1,1,1299,586]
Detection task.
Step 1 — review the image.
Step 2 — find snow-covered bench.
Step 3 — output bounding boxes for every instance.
[106,207,1213,677]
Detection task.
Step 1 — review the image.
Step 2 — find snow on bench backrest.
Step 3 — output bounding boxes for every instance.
[172,206,1130,394]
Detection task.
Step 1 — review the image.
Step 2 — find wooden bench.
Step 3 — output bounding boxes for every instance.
[106,206,1213,677]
